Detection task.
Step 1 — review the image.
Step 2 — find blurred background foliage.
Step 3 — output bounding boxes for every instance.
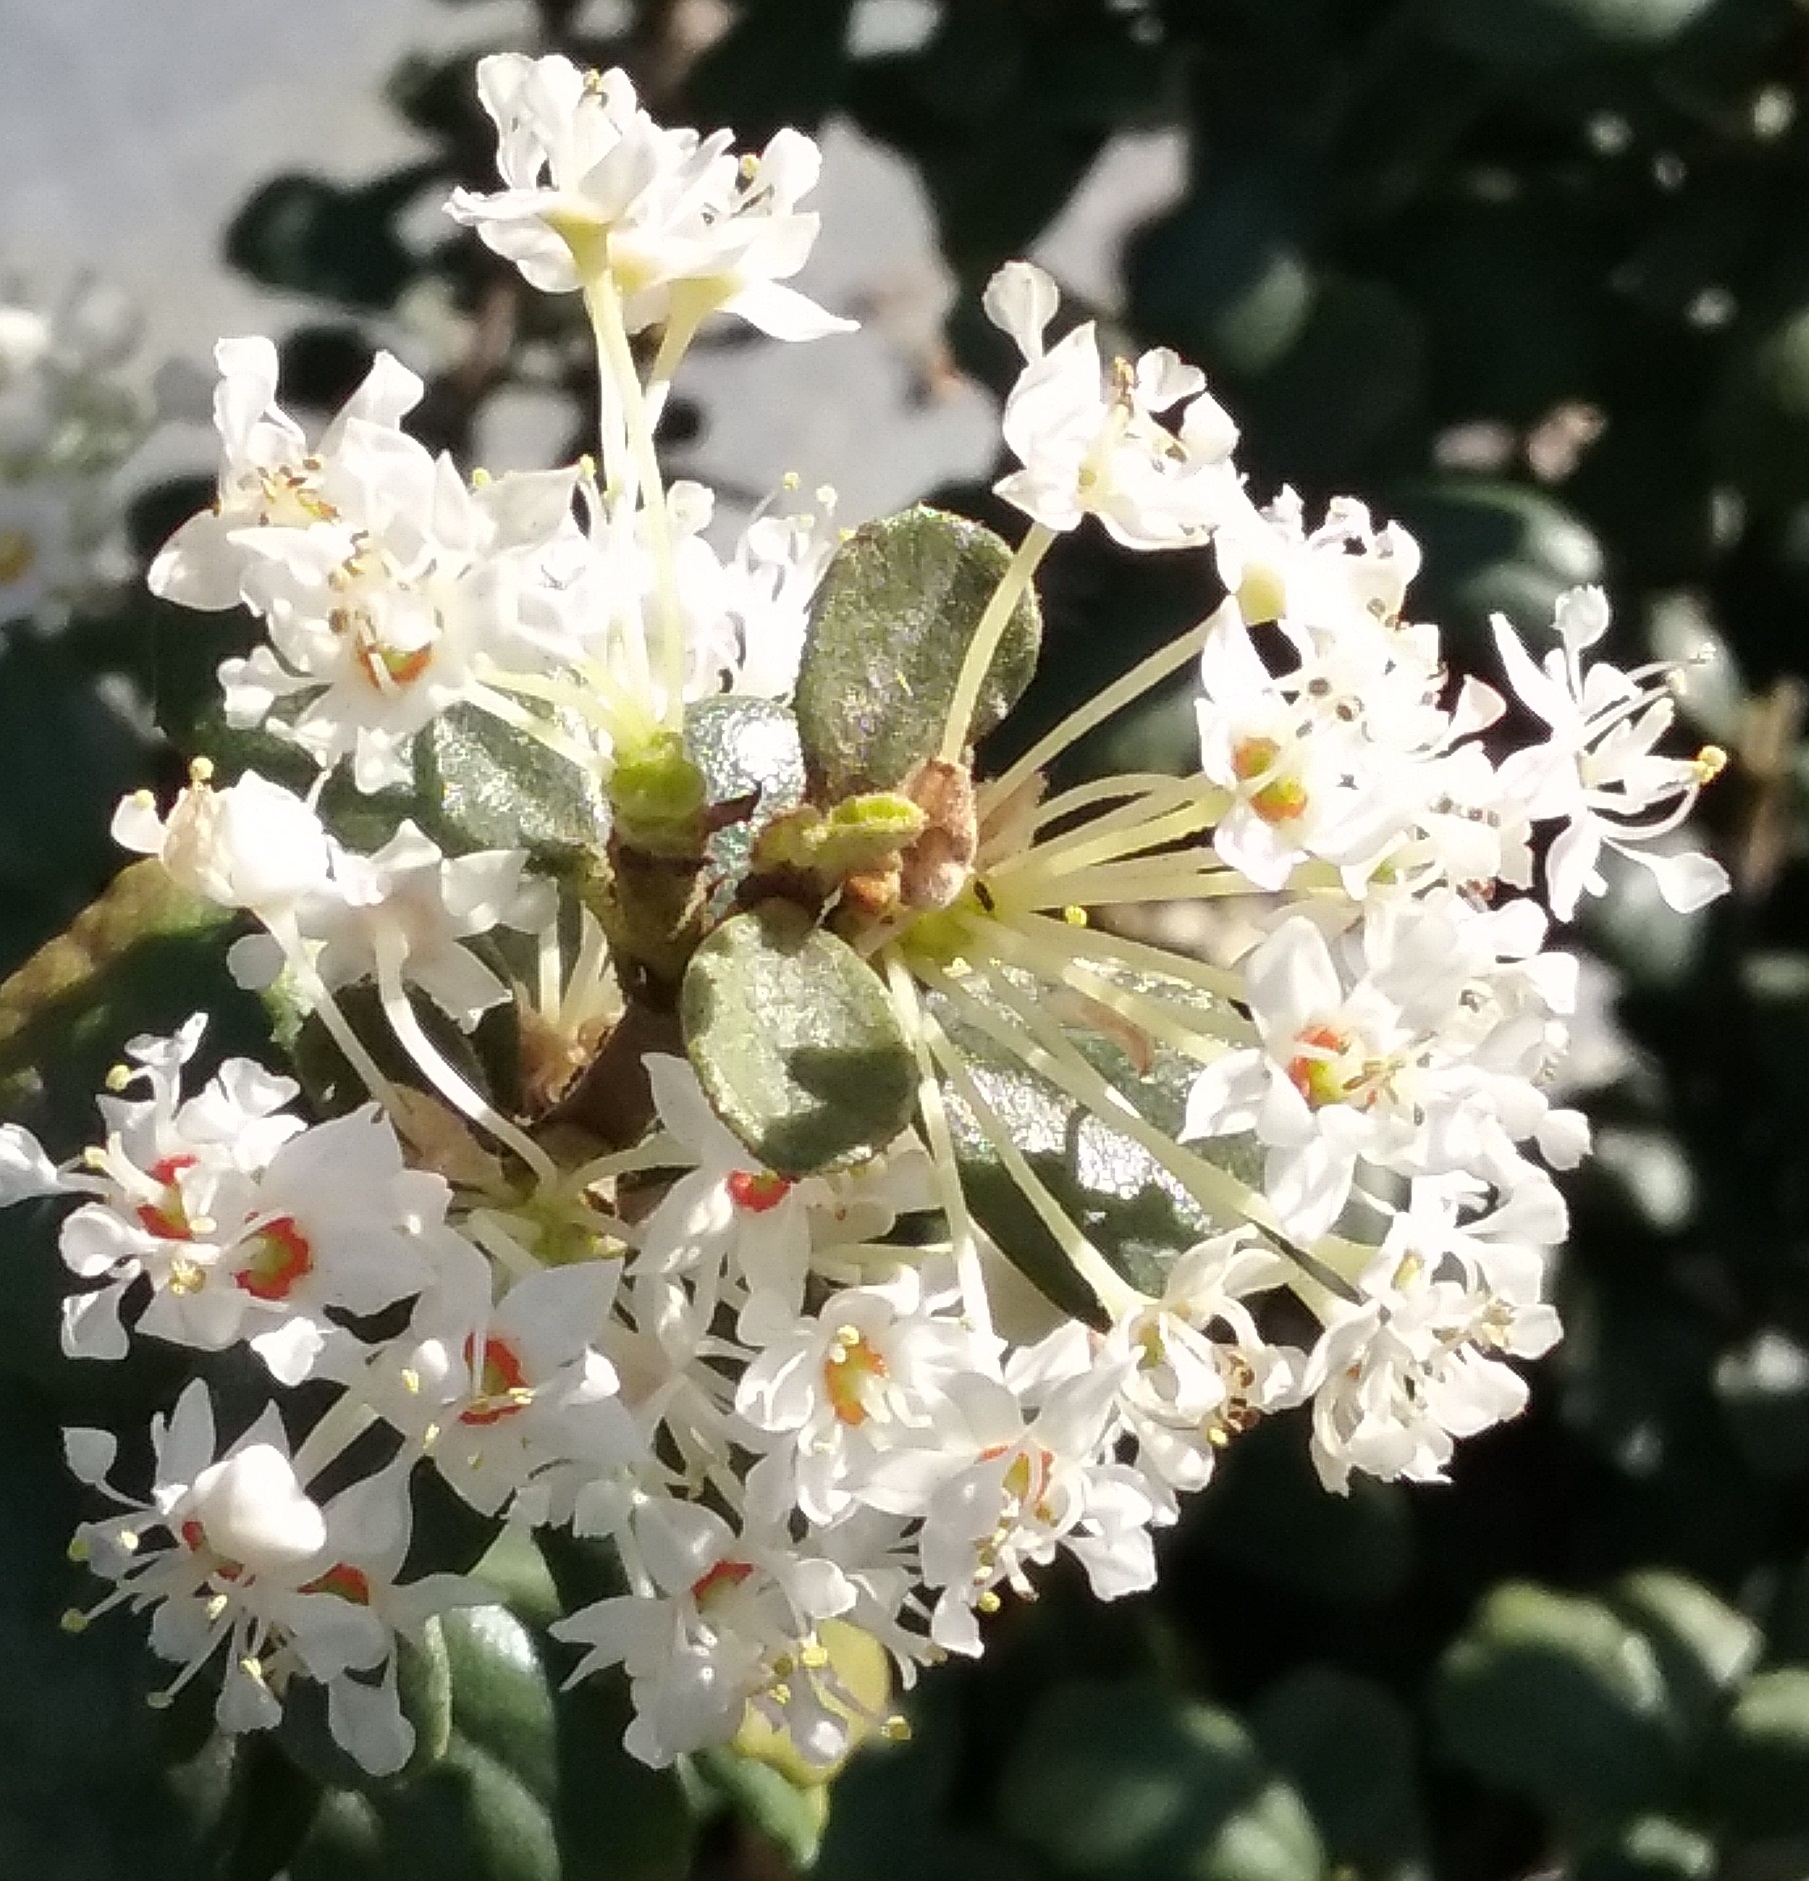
[7,0,1809,1876]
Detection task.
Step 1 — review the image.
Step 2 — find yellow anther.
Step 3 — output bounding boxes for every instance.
[116,1530,140,1554]
[59,1608,88,1634]
[82,1146,109,1169]
[66,1537,90,1564]
[471,466,492,487]
[205,1593,230,1622]
[769,1682,792,1705]
[781,471,801,491]
[799,1643,830,1670]
[188,755,215,785]
[400,1368,421,1395]
[104,1064,131,1093]
[976,1589,1002,1615]
[240,1655,267,1685]
[1062,904,1088,927]
[578,453,596,479]
[740,153,761,178]
[882,1715,912,1741]
[146,1691,173,1710]
[1694,743,1728,783]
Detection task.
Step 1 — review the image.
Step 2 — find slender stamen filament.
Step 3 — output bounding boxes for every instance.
[922,1011,1141,1321]
[588,273,686,726]
[465,683,608,776]
[984,618,1214,810]
[884,952,992,1339]
[916,957,1357,1304]
[371,929,559,1188]
[937,522,1057,766]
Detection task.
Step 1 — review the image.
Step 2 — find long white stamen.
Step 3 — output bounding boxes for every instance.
[465,682,607,776]
[372,929,559,1188]
[885,952,992,1340]
[937,522,1057,766]
[1010,908,1247,1004]
[984,618,1214,809]
[923,1014,1140,1319]
[588,273,686,726]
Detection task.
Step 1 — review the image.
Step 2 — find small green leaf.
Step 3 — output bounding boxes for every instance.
[0,860,265,1149]
[683,694,807,891]
[1700,1666,1809,1838]
[1251,1668,1425,1872]
[794,505,1042,798]
[1572,1816,1716,1881]
[1607,1570,1761,1738]
[1431,1582,1676,1828]
[442,1606,558,1802]
[376,1733,562,1881]
[417,702,609,861]
[276,1621,453,1794]
[681,901,916,1177]
[997,1678,1325,1881]
[695,1748,830,1870]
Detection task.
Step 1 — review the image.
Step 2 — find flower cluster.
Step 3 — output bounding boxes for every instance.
[0,53,1730,1781]
[0,268,147,626]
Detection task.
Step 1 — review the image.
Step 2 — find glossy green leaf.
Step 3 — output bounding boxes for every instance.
[1431,1583,1676,1827]
[682,901,916,1177]
[1700,1666,1809,1837]
[1607,1570,1761,1738]
[683,694,807,894]
[794,505,1042,798]
[997,1679,1325,1881]
[1572,1817,1716,1881]
[1251,1668,1425,1872]
[417,702,609,862]
[694,1748,830,1870]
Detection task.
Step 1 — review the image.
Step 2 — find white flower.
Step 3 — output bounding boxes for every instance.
[983,260,1241,549]
[63,1383,358,1736]
[1102,1233,1307,1497]
[48,1024,443,1379]
[447,57,849,343]
[1182,903,1573,1240]
[1493,586,1728,918]
[446,57,733,303]
[551,1498,854,1767]
[1303,1176,1563,1492]
[637,1054,933,1339]
[861,1348,1163,1653]
[110,768,331,918]
[149,336,422,613]
[734,1263,997,1525]
[279,823,556,1029]
[219,447,580,794]
[362,1233,638,1518]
